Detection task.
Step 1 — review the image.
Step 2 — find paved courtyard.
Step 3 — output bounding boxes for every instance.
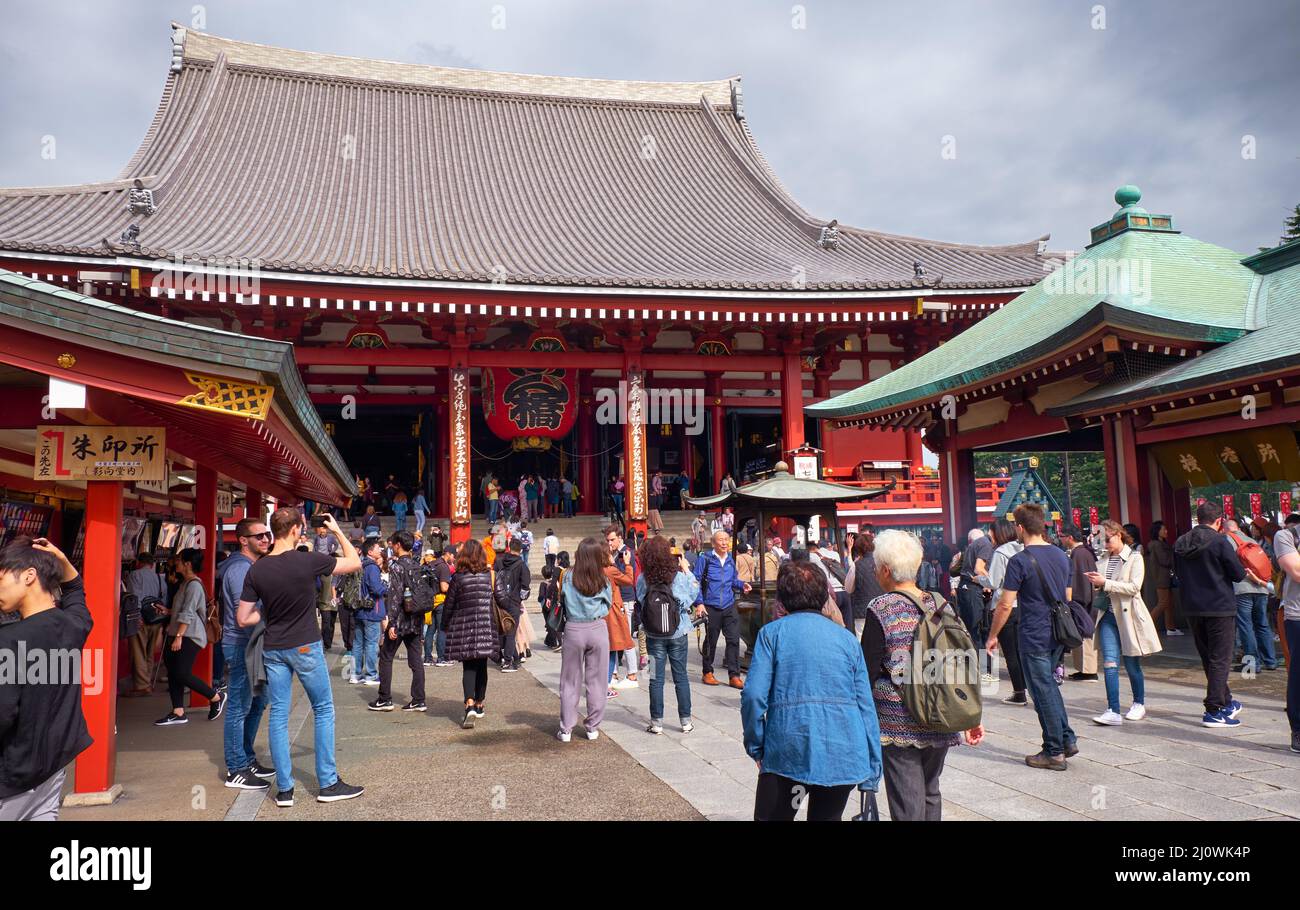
[59,617,1300,821]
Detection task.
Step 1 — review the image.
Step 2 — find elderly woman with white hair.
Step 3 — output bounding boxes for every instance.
[862,530,984,821]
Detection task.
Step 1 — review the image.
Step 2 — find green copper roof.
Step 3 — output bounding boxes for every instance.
[807,224,1258,421]
[1048,257,1300,415]
[1088,185,1178,247]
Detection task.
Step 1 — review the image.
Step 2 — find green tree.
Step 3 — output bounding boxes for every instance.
[1261,203,1300,250]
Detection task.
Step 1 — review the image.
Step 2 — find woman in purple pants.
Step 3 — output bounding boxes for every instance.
[556,538,613,742]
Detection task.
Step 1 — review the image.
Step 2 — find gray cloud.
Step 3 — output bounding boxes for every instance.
[0,0,1295,251]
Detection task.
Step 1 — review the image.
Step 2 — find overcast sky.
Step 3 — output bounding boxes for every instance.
[1,0,1297,253]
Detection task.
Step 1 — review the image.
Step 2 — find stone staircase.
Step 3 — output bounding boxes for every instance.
[357,509,703,586]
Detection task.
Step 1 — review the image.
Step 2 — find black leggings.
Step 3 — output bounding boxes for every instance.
[754,772,854,821]
[998,610,1027,694]
[462,658,488,704]
[163,637,216,711]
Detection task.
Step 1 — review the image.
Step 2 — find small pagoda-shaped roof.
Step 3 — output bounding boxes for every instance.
[687,467,891,510]
[0,24,1060,294]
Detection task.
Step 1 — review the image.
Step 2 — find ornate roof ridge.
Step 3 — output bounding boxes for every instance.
[175,23,738,107]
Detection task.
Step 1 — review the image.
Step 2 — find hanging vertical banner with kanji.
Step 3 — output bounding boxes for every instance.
[1088,506,1099,528]
[1223,494,1235,521]
[449,369,471,524]
[1282,491,1293,517]
[1250,493,1262,519]
[35,426,166,481]
[1072,508,1082,528]
[623,367,648,520]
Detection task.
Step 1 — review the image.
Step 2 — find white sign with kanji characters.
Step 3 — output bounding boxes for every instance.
[35,426,166,482]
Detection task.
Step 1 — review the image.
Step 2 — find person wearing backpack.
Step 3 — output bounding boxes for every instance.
[369,531,428,713]
[1174,501,1247,728]
[987,503,1076,770]
[1225,518,1278,672]
[743,560,881,821]
[862,530,984,820]
[495,537,531,672]
[635,536,701,735]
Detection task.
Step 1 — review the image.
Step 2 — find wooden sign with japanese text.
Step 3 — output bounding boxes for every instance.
[35,426,166,482]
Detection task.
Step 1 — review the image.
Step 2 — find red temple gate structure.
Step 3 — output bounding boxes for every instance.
[0,24,1061,542]
[0,269,350,802]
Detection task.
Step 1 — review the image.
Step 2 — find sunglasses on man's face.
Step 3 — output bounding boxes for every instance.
[245,531,272,541]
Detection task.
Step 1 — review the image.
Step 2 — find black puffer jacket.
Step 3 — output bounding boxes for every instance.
[443,569,498,661]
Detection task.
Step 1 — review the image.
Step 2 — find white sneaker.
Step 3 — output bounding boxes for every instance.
[980,673,996,684]
[1126,703,1147,721]
[348,676,361,685]
[556,729,571,743]
[681,721,694,734]
[364,678,380,687]
[646,721,664,735]
[1167,629,1185,637]
[585,726,600,741]
[616,677,639,690]
[1093,710,1124,726]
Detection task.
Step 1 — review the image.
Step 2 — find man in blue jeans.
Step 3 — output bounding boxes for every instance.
[238,508,364,807]
[351,539,387,684]
[988,503,1076,771]
[217,516,274,790]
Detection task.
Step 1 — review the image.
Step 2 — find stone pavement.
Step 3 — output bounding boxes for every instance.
[524,621,1300,821]
[58,615,1300,821]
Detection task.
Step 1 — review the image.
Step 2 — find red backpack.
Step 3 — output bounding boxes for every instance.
[1227,531,1272,581]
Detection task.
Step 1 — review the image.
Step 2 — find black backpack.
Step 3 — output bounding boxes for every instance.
[395,558,436,614]
[642,581,679,636]
[120,591,143,638]
[494,560,523,611]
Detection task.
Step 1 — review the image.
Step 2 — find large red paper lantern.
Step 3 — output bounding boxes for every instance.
[482,334,578,448]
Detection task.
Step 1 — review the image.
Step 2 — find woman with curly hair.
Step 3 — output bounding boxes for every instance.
[635,536,700,734]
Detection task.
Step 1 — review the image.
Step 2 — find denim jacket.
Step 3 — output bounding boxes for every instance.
[636,570,700,639]
[561,573,612,623]
[741,611,882,789]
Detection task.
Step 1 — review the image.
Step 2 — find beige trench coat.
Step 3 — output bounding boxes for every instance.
[1095,545,1164,658]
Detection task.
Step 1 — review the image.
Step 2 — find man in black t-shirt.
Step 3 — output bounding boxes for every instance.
[238,508,363,807]
[989,504,1076,771]
[0,537,92,820]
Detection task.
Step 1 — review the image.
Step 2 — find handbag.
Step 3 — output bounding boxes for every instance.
[1027,551,1082,649]
[851,789,880,821]
[490,570,518,636]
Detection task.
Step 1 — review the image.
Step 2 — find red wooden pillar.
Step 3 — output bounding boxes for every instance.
[1102,417,1122,522]
[813,370,835,473]
[76,480,123,796]
[622,353,649,534]
[781,349,805,458]
[940,442,978,545]
[448,360,472,544]
[578,373,597,514]
[706,374,727,491]
[904,430,924,472]
[190,465,217,707]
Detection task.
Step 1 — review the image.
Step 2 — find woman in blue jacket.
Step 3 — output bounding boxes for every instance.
[742,559,882,821]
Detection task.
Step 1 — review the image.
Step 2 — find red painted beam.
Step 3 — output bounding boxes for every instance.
[951,405,1071,451]
[1135,402,1300,445]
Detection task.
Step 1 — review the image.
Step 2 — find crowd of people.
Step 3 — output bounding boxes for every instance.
[6,486,1300,821]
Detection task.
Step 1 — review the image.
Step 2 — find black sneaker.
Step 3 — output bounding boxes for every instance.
[402,701,427,712]
[1065,743,1079,758]
[225,769,270,791]
[275,788,295,807]
[462,708,476,729]
[367,698,395,711]
[1292,732,1300,754]
[1002,692,1028,706]
[154,712,187,726]
[471,704,485,718]
[502,664,519,673]
[1067,672,1099,682]
[208,693,226,721]
[248,760,276,780]
[317,779,364,803]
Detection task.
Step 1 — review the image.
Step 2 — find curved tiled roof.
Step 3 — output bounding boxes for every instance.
[0,25,1057,293]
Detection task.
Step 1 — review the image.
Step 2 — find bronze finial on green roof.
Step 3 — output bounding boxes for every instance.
[1088,184,1178,247]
